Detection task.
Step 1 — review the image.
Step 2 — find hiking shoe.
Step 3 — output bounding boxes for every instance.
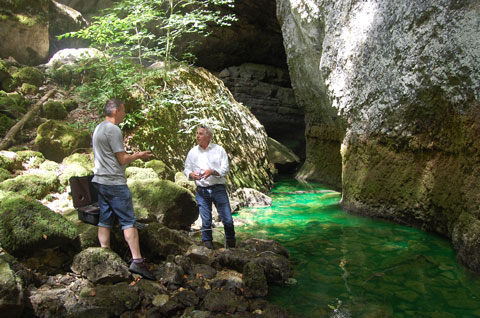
[226,239,236,248]
[203,240,214,250]
[129,262,156,280]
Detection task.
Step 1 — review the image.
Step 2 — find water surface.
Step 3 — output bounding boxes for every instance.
[236,177,480,318]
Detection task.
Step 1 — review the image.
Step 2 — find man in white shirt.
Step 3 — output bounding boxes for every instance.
[184,125,236,249]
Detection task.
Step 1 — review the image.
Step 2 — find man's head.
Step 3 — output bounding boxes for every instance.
[196,125,212,149]
[105,98,126,124]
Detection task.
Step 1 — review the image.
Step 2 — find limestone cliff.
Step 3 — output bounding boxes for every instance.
[277,0,480,272]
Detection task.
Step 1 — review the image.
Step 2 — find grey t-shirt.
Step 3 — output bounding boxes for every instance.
[92,121,127,185]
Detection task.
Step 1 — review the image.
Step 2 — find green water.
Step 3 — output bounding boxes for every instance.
[236,177,480,318]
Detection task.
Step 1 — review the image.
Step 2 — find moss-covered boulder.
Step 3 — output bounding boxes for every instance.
[125,167,159,182]
[0,193,78,256]
[15,150,45,168]
[0,94,27,119]
[42,100,67,120]
[35,120,91,162]
[145,159,173,180]
[19,83,37,95]
[12,67,45,87]
[39,159,60,172]
[129,179,198,230]
[0,151,21,171]
[60,153,94,186]
[0,253,25,316]
[71,247,131,284]
[0,167,12,182]
[63,99,78,112]
[139,223,195,262]
[0,114,14,136]
[174,171,196,194]
[0,171,58,200]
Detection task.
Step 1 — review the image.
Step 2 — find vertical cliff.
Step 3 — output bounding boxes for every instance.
[277,0,480,272]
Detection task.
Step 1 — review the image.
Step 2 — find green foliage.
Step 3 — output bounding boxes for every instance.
[0,114,14,136]
[12,66,44,86]
[60,0,236,67]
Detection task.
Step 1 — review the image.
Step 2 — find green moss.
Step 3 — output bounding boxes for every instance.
[125,167,159,181]
[39,160,60,172]
[1,78,16,92]
[0,114,14,136]
[0,172,58,199]
[0,60,9,82]
[0,95,27,117]
[19,83,37,95]
[128,159,144,168]
[35,120,92,162]
[0,168,12,182]
[60,163,92,186]
[0,153,20,171]
[12,67,44,87]
[62,152,94,169]
[15,150,45,167]
[0,193,78,256]
[43,101,67,120]
[63,99,78,112]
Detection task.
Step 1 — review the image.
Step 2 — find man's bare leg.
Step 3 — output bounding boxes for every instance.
[98,226,111,247]
[124,227,142,259]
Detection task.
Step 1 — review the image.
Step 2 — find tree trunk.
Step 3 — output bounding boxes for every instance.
[0,89,56,151]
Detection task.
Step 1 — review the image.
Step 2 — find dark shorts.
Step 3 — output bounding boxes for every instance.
[93,183,136,230]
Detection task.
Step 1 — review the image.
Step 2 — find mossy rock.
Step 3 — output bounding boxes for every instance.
[1,77,16,92]
[128,159,145,168]
[39,159,60,172]
[139,223,195,261]
[0,168,12,182]
[0,253,25,317]
[0,94,27,118]
[174,171,196,194]
[145,159,172,180]
[62,152,94,169]
[63,99,78,112]
[125,167,159,182]
[42,101,67,120]
[129,179,198,230]
[0,152,21,171]
[12,66,44,87]
[0,60,10,82]
[19,83,37,95]
[0,193,79,256]
[0,171,58,199]
[0,114,14,136]
[60,164,92,186]
[15,150,45,167]
[35,120,91,162]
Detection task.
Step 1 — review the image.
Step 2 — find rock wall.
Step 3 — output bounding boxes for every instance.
[217,63,305,159]
[277,0,480,272]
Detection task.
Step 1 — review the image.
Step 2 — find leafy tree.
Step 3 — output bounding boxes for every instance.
[61,0,236,70]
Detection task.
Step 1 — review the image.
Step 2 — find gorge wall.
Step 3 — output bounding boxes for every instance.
[277,0,480,272]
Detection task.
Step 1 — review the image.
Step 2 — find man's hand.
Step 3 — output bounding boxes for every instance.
[137,151,153,160]
[189,171,203,180]
[201,169,217,179]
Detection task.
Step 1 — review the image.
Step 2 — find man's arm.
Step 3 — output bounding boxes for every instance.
[115,151,153,165]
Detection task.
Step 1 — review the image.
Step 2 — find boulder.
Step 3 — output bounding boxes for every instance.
[201,289,245,313]
[230,188,272,208]
[42,100,68,120]
[138,223,195,261]
[70,247,131,284]
[0,254,25,317]
[243,261,268,298]
[0,171,58,200]
[0,193,78,256]
[129,179,198,230]
[125,167,159,182]
[35,120,91,162]
[0,0,50,65]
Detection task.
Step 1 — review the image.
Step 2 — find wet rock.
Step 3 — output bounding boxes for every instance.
[139,223,194,261]
[239,238,290,258]
[191,263,217,280]
[230,188,272,208]
[156,262,184,287]
[70,247,131,284]
[211,269,243,295]
[174,289,199,307]
[186,245,214,265]
[243,261,268,298]
[202,289,245,314]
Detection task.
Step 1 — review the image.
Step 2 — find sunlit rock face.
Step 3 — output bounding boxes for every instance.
[0,0,50,65]
[278,0,480,272]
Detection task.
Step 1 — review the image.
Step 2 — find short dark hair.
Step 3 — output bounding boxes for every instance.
[105,98,124,116]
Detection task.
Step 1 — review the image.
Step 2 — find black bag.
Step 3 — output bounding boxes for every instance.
[69,175,100,225]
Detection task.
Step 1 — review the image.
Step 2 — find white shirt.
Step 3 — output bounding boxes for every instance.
[184,143,229,187]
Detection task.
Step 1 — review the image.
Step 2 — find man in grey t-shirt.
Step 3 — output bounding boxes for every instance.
[92,98,155,280]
